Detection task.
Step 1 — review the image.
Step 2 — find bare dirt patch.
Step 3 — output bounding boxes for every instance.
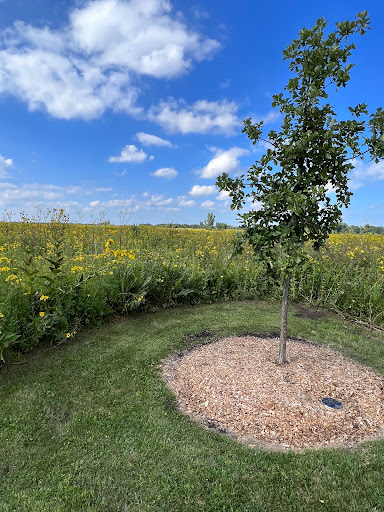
[162,336,384,451]
[295,305,327,321]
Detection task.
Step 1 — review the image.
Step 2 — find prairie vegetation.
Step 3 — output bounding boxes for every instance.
[1,210,384,358]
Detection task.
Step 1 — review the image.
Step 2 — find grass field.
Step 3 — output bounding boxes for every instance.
[1,300,384,511]
[1,212,384,358]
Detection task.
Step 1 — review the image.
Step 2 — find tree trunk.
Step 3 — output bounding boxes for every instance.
[278,277,290,364]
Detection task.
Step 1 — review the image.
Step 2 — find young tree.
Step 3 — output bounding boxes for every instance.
[201,212,216,229]
[217,11,384,364]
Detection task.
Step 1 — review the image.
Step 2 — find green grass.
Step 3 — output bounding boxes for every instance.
[1,300,383,511]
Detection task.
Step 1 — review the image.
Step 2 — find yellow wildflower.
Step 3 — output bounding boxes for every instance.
[71,266,83,273]
[39,312,45,317]
[5,274,17,281]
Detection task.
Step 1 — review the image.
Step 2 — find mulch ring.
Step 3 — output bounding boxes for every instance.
[162,336,384,451]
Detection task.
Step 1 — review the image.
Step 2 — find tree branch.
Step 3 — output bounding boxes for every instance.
[345,148,370,162]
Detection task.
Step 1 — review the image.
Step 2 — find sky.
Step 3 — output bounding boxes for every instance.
[0,0,383,226]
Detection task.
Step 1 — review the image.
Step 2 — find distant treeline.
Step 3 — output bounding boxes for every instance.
[141,222,238,230]
[333,223,384,234]
[139,222,384,233]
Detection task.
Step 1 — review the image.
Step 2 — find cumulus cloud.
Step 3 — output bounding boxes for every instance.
[200,146,249,179]
[109,145,150,163]
[0,0,220,119]
[147,98,241,135]
[70,0,220,76]
[189,184,217,196]
[136,132,173,147]
[201,200,215,208]
[349,159,384,190]
[151,167,178,179]
[0,39,140,120]
[177,195,196,207]
[145,194,173,206]
[217,190,230,201]
[0,154,13,178]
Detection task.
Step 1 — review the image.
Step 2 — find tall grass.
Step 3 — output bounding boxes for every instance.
[1,210,384,357]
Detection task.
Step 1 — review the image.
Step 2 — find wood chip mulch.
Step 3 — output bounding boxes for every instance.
[162,336,384,451]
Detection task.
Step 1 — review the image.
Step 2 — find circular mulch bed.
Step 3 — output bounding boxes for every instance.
[162,336,384,451]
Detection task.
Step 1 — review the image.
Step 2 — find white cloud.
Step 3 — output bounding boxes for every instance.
[0,0,220,119]
[145,195,173,206]
[108,145,149,163]
[0,182,115,207]
[147,98,241,135]
[0,183,63,204]
[189,184,217,196]
[151,167,178,179]
[0,154,13,178]
[70,0,220,77]
[217,190,230,201]
[325,182,336,194]
[136,132,173,147]
[349,159,384,190]
[0,46,140,120]
[201,200,215,208]
[96,199,134,208]
[177,195,196,207]
[252,110,281,125]
[243,197,262,212]
[200,146,249,179]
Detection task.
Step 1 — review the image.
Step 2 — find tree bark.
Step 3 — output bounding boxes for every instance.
[278,277,290,364]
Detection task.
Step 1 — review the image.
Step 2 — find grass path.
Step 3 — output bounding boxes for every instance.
[1,300,383,511]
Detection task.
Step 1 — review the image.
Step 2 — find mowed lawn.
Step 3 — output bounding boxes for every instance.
[1,300,383,512]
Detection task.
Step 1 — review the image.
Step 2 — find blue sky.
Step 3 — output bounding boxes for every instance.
[0,0,383,226]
